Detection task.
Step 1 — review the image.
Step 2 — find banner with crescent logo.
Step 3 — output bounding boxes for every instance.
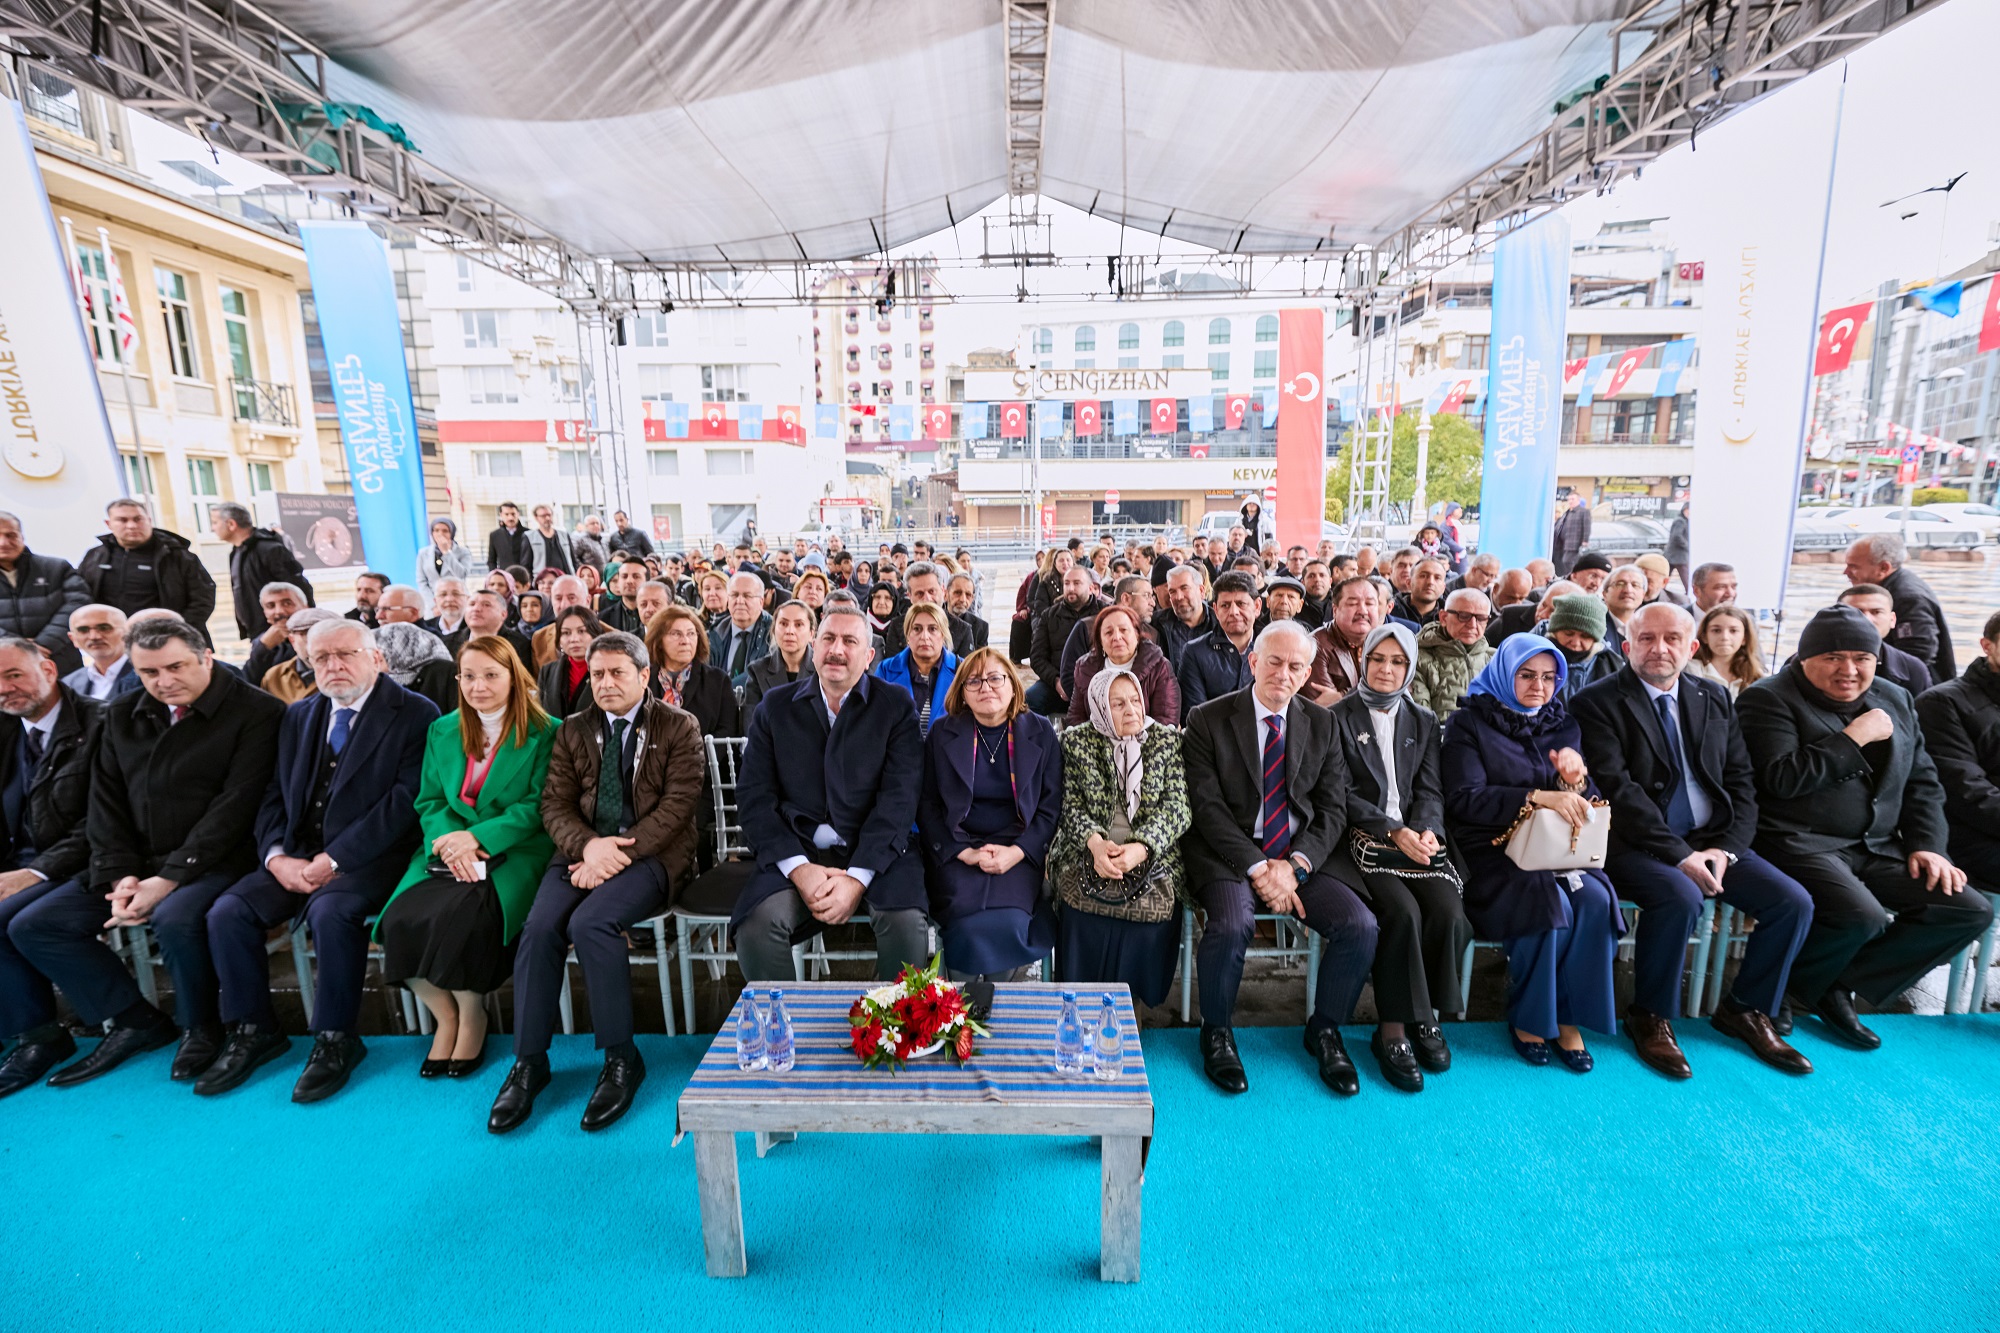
[1074,399,1101,435]
[1689,70,1843,606]
[1477,212,1570,571]
[0,98,127,540]
[999,402,1027,438]
[1981,278,2000,355]
[1225,395,1249,430]
[922,403,951,441]
[1600,346,1652,400]
[1275,307,1326,551]
[1812,302,1872,375]
[773,404,803,443]
[1150,397,1177,433]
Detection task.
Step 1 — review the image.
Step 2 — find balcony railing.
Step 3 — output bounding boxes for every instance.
[1559,431,1692,448]
[231,378,296,427]
[959,436,1334,462]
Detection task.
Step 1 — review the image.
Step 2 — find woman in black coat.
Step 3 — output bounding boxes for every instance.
[534,606,603,717]
[646,604,741,739]
[1441,633,1620,1072]
[1327,624,1471,1092]
[918,647,1061,981]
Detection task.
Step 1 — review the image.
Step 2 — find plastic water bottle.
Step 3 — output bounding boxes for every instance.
[765,989,796,1073]
[1092,993,1124,1081]
[734,989,768,1071]
[1054,990,1086,1075]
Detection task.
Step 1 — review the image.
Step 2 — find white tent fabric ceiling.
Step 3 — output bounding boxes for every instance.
[258,0,1635,264]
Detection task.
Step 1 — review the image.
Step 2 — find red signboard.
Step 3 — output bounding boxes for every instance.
[1677,262,1705,281]
[1274,308,1325,552]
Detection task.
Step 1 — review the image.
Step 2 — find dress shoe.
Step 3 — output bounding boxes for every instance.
[581,1052,647,1132]
[1304,1025,1359,1096]
[419,1058,451,1079]
[1199,1026,1248,1094]
[0,1032,77,1097]
[1411,1023,1452,1073]
[193,1024,292,1096]
[1370,1030,1423,1093]
[1811,989,1881,1050]
[1510,1030,1551,1067]
[1625,1008,1692,1080]
[170,1023,225,1082]
[1773,998,1794,1037]
[47,1020,178,1087]
[1711,1001,1813,1074]
[1552,1040,1594,1073]
[445,1043,488,1079]
[487,1060,551,1134]
[292,1033,366,1104]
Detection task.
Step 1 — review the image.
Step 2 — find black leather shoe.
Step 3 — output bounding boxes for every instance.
[1305,1024,1359,1096]
[194,1024,292,1096]
[487,1061,551,1135]
[1200,1026,1248,1094]
[170,1023,224,1082]
[292,1033,366,1104]
[581,1053,647,1132]
[1370,1030,1424,1093]
[1411,1023,1451,1073]
[1811,989,1881,1050]
[47,1020,178,1087]
[0,1032,77,1097]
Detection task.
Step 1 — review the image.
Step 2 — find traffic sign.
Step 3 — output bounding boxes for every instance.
[1263,485,1278,505]
[1103,488,1120,513]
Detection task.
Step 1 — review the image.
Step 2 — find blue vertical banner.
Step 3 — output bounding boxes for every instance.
[1037,400,1064,439]
[814,403,838,438]
[1653,339,1694,397]
[1189,396,1214,432]
[298,222,428,585]
[887,403,915,441]
[736,403,763,440]
[1113,399,1138,436]
[1478,213,1571,571]
[660,402,691,438]
[962,403,988,439]
[1573,351,1612,409]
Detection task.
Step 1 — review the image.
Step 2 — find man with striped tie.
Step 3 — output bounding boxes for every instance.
[1181,620,1378,1096]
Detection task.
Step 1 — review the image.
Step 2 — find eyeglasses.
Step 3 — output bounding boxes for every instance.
[962,674,1012,690]
[1444,611,1491,625]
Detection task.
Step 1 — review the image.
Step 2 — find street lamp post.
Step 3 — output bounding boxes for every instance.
[1900,356,1967,545]
[1411,408,1433,523]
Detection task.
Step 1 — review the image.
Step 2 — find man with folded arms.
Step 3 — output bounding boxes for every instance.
[12,617,282,1086]
[1182,619,1376,1097]
[733,605,932,983]
[0,637,101,1094]
[1574,603,1814,1077]
[1737,605,1992,1049]
[199,619,435,1101]
[489,631,702,1134]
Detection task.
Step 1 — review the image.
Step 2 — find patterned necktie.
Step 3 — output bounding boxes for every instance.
[1261,715,1291,861]
[1654,694,1697,837]
[329,708,355,757]
[595,717,629,836]
[23,727,45,770]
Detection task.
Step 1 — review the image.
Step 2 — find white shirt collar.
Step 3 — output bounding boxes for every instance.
[85,654,127,685]
[24,700,60,739]
[606,697,645,729]
[327,680,376,720]
[1639,676,1680,705]
[1252,691,1287,731]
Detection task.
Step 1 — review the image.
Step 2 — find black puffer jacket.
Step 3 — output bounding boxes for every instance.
[78,529,218,643]
[0,549,86,673]
[228,527,314,640]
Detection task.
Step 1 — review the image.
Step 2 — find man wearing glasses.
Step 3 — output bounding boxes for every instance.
[62,605,139,700]
[1411,589,1493,722]
[197,618,437,1103]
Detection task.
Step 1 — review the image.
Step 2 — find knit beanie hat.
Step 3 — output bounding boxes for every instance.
[1796,605,1880,659]
[1545,593,1607,642]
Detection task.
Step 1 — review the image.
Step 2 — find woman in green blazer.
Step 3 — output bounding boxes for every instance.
[377,636,558,1078]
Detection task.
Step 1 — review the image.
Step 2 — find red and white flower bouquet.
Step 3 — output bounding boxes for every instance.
[847,953,988,1070]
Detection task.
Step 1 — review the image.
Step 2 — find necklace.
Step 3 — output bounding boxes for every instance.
[976,722,1007,765]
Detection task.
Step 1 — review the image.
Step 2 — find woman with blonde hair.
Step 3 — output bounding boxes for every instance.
[1687,604,1765,697]
[376,636,558,1078]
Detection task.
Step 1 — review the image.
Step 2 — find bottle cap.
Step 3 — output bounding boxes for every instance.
[769,988,784,1000]
[1061,990,1076,1002]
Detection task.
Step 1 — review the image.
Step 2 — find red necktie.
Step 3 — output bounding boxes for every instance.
[170,705,189,724]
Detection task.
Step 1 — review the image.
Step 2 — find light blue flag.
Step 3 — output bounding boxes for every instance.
[1189,396,1214,432]
[297,221,428,583]
[1913,281,1963,318]
[1653,339,1695,397]
[814,403,838,438]
[1574,352,1613,409]
[1423,381,1451,414]
[888,403,915,441]
[1037,400,1064,438]
[1261,395,1279,427]
[1478,212,1571,571]
[1335,385,1359,423]
[963,402,987,439]
[736,403,763,440]
[1113,399,1139,435]
[660,401,691,438]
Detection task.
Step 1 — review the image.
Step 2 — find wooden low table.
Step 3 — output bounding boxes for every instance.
[676,980,1154,1282]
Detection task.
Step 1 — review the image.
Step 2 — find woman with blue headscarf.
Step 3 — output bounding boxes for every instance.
[1440,633,1622,1071]
[1327,623,1472,1093]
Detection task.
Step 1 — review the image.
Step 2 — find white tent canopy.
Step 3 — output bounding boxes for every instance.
[254,0,1631,264]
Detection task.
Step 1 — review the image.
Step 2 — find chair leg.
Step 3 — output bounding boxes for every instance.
[1946,944,1971,1016]
[290,920,316,1024]
[1703,906,1733,1016]
[677,917,701,1035]
[1179,907,1194,1025]
[127,926,158,1006]
[1305,933,1321,1019]
[1974,893,2000,1014]
[399,986,420,1034]
[559,957,576,1036]
[1458,939,1474,1016]
[1685,899,1716,1020]
[653,922,677,1038]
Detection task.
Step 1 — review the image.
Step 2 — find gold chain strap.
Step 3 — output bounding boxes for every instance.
[1490,795,1611,848]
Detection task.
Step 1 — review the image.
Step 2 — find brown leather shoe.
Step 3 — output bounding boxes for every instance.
[1625,1008,1691,1080]
[1712,1003,1813,1074]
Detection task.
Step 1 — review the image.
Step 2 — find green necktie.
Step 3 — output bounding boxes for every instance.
[595,717,629,836]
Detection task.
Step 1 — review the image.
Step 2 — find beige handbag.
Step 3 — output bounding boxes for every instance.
[1496,800,1611,872]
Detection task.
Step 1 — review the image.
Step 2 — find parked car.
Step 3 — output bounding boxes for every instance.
[1875,503,2000,542]
[1579,516,1670,558]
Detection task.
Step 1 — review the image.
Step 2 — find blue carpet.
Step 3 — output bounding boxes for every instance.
[6,1017,2000,1331]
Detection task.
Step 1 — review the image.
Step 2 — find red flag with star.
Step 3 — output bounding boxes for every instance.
[1150,398,1177,433]
[1224,395,1249,430]
[1602,346,1652,398]
[923,403,951,441]
[697,402,731,438]
[999,402,1027,438]
[1074,400,1102,435]
[1814,303,1873,375]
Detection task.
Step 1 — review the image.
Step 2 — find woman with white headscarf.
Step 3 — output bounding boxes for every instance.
[1048,666,1191,1008]
[1327,623,1472,1093]
[376,621,457,714]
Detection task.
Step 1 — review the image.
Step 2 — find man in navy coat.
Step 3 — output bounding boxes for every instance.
[734,604,932,981]
[199,618,435,1102]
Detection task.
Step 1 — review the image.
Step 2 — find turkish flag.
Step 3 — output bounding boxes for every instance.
[923,403,951,441]
[1814,302,1873,375]
[1150,398,1177,433]
[1563,358,1588,384]
[1602,346,1652,398]
[1074,399,1102,435]
[1275,308,1325,553]
[1189,442,1210,459]
[1225,395,1249,430]
[773,404,803,443]
[999,402,1027,438]
[697,402,731,438]
[1438,379,1472,415]
[1979,280,2000,355]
